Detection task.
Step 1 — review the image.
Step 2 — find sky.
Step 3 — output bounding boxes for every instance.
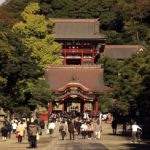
[0,0,5,5]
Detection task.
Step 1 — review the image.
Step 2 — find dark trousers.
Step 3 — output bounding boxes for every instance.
[77,127,80,135]
[113,128,117,134]
[29,136,37,148]
[69,132,74,140]
[61,131,66,140]
[88,131,93,138]
[82,131,87,139]
[18,135,23,143]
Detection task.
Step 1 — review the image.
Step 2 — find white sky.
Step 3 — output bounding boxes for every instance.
[0,0,5,5]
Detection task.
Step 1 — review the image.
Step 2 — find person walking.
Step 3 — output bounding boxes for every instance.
[1,122,9,141]
[122,120,127,135]
[131,122,142,143]
[75,119,82,135]
[16,121,25,143]
[68,120,75,140]
[81,121,88,139]
[12,121,18,134]
[87,121,94,139]
[39,120,45,135]
[111,118,117,135]
[48,120,56,137]
[94,120,102,139]
[28,122,38,148]
[59,120,67,140]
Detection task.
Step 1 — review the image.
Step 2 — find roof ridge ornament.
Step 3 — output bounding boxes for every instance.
[72,75,80,82]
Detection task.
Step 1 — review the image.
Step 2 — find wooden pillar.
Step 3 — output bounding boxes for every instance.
[64,49,66,65]
[49,101,53,114]
[92,52,94,64]
[62,102,64,112]
[81,49,83,65]
[95,98,99,114]
[83,102,86,112]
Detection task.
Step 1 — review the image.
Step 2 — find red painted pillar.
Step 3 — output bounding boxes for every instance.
[64,49,66,65]
[83,102,86,112]
[64,57,66,65]
[62,103,64,112]
[92,54,94,64]
[49,101,53,113]
[95,98,99,114]
[81,49,83,65]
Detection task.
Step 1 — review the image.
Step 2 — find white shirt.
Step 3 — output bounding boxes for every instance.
[81,124,88,131]
[12,123,17,130]
[132,124,141,132]
[48,122,56,129]
[83,113,89,119]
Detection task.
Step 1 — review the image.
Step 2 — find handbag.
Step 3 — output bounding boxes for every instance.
[16,132,19,138]
[36,132,40,140]
[47,129,49,134]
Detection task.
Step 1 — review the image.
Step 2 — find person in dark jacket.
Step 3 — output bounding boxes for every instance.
[75,119,82,135]
[1,122,9,141]
[28,122,38,148]
[112,118,117,135]
[59,120,67,140]
[68,120,75,140]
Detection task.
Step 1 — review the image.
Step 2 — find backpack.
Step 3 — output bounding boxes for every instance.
[59,125,64,131]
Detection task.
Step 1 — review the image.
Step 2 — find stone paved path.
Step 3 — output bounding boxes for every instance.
[41,124,108,150]
[0,122,150,150]
[42,134,108,150]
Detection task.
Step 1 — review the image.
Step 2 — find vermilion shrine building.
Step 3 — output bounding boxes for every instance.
[45,19,143,115]
[45,19,111,115]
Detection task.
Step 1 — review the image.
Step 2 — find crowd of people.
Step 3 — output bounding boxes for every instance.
[0,118,45,148]
[57,117,102,140]
[0,111,143,149]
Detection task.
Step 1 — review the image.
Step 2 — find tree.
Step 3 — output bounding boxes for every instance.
[99,55,122,87]
[0,3,61,116]
[113,46,150,122]
[0,31,42,113]
[12,3,61,69]
[117,0,150,43]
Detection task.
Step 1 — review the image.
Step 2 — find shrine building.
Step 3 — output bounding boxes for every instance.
[45,19,111,114]
[44,19,143,117]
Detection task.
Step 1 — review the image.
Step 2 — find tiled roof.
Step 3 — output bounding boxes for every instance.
[52,19,106,40]
[45,65,111,93]
[103,45,144,59]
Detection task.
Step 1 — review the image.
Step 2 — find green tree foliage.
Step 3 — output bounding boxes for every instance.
[4,0,40,18]
[0,31,41,113]
[1,0,150,44]
[0,7,18,30]
[113,47,150,121]
[98,93,114,113]
[99,55,122,87]
[117,0,150,43]
[12,3,61,68]
[99,47,150,121]
[0,3,60,116]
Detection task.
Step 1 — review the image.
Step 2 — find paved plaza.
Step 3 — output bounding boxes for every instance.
[0,123,150,150]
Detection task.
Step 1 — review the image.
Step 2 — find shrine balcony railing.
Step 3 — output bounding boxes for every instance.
[61,49,99,54]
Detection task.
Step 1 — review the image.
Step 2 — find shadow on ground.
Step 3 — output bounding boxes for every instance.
[58,140,109,150]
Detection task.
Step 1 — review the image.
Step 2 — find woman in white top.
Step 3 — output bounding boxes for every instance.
[12,121,18,134]
[81,122,88,139]
[94,120,102,139]
[48,120,56,137]
[131,122,142,143]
